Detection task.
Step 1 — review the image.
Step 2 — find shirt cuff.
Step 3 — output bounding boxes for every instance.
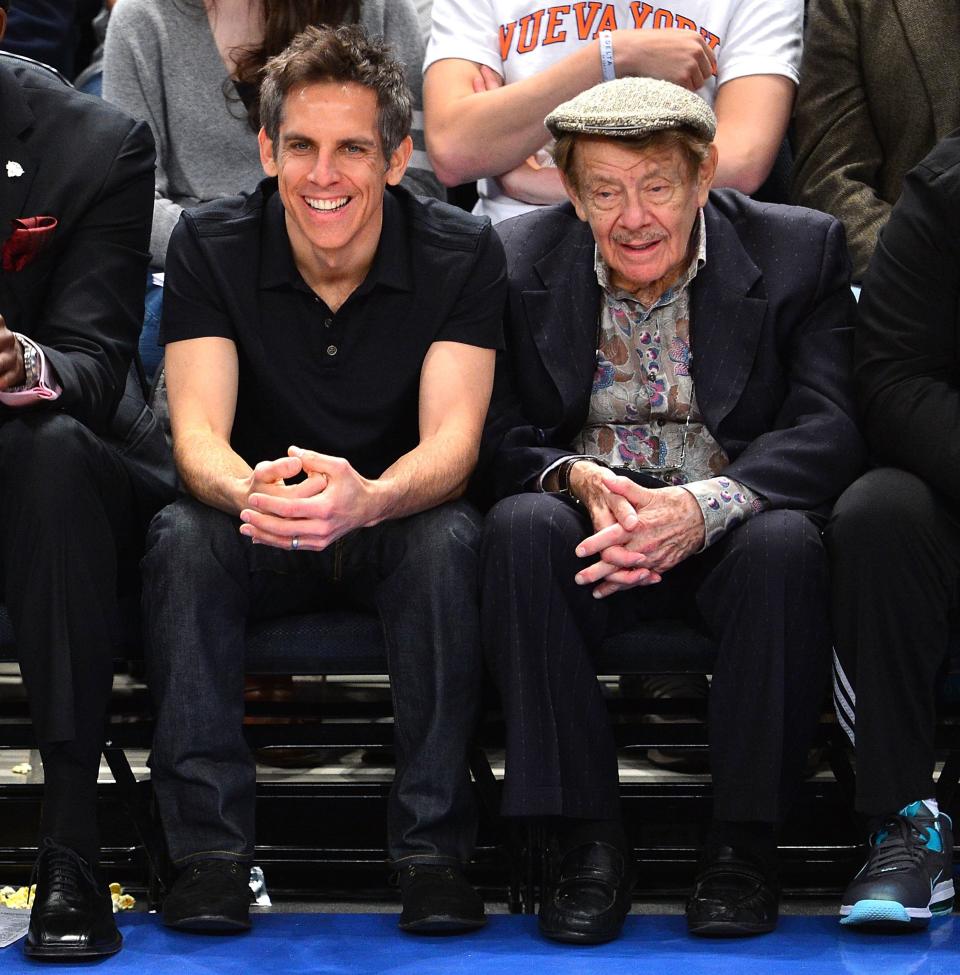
[681,476,767,551]
[0,334,62,406]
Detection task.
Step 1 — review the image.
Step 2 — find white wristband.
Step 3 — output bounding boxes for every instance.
[599,30,616,82]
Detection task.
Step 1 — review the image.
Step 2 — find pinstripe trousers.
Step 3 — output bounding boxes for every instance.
[828,467,960,815]
[480,492,832,824]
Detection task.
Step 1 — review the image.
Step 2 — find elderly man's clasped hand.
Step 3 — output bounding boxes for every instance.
[568,461,705,598]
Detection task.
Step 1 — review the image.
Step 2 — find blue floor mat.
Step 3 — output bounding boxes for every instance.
[2,913,958,974]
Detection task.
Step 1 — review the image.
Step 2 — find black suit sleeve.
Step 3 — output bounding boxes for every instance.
[721,216,866,510]
[33,118,155,431]
[855,155,960,503]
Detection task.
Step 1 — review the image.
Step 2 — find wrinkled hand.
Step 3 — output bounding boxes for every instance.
[573,475,705,598]
[0,316,26,390]
[617,28,717,90]
[239,446,380,551]
[568,461,640,533]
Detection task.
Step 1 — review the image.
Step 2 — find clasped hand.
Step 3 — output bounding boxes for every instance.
[569,463,705,599]
[238,446,380,551]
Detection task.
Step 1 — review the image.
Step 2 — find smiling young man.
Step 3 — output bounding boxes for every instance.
[478,77,864,943]
[141,25,505,933]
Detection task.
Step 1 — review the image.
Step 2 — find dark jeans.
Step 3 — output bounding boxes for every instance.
[828,467,960,814]
[481,493,832,825]
[142,496,483,868]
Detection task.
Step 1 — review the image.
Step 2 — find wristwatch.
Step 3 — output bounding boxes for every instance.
[556,457,583,504]
[18,337,39,388]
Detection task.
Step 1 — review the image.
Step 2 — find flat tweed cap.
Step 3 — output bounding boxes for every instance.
[545,77,716,141]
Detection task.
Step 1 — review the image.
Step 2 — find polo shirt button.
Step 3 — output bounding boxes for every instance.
[324,318,333,328]
[326,344,338,356]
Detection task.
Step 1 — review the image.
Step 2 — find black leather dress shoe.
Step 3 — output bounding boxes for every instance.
[24,839,122,960]
[539,841,635,945]
[686,844,779,937]
[163,859,252,933]
[397,864,486,933]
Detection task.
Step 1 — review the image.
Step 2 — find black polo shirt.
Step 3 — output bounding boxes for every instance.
[161,179,505,478]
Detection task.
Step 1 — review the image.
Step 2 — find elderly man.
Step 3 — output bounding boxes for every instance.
[479,77,864,943]
[142,25,504,934]
[0,5,173,960]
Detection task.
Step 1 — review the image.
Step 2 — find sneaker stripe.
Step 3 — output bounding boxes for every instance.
[931,879,954,910]
[832,650,856,745]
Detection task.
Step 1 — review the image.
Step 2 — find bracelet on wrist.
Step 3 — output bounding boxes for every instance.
[599,30,616,82]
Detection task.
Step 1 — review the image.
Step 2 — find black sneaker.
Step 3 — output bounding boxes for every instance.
[163,859,252,933]
[397,864,486,934]
[24,839,122,960]
[841,801,954,930]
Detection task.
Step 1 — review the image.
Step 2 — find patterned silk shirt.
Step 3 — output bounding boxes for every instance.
[568,211,767,548]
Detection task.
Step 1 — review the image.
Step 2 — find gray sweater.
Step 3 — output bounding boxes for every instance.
[103,0,441,267]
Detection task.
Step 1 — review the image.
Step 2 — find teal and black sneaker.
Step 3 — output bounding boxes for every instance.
[840,801,954,930]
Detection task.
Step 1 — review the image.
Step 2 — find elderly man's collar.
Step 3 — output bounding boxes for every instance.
[259,179,413,297]
[594,209,707,308]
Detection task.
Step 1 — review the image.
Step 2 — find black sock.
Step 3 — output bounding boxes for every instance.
[38,741,101,867]
[557,817,627,855]
[707,820,777,873]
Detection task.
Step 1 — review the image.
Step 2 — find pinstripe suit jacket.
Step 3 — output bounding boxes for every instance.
[480,190,866,515]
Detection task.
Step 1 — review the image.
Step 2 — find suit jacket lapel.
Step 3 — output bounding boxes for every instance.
[690,201,766,432]
[0,64,40,252]
[894,0,960,139]
[524,219,599,409]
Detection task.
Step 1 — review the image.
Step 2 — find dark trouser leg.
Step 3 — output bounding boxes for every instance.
[827,468,960,815]
[480,493,621,820]
[339,501,484,866]
[0,413,138,864]
[699,508,832,823]
[143,497,265,867]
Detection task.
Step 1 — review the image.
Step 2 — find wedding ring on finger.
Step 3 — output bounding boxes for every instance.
[291,535,300,551]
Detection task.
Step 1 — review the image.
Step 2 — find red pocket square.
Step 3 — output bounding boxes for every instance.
[2,216,58,272]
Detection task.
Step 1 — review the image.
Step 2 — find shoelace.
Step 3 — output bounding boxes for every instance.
[37,839,97,901]
[864,815,930,875]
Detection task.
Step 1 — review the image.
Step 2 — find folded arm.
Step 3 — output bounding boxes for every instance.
[424,29,716,187]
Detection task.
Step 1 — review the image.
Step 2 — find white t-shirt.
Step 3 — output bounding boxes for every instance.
[425,0,802,223]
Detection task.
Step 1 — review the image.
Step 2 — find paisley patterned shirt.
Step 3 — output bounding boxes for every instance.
[568,211,767,548]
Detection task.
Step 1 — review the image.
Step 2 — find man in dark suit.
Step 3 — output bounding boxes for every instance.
[480,77,864,944]
[0,4,172,959]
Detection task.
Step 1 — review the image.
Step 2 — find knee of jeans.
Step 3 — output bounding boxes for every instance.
[406,500,483,568]
[143,498,239,578]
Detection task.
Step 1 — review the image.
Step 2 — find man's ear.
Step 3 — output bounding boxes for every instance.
[385,135,413,186]
[697,143,719,207]
[258,127,278,178]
